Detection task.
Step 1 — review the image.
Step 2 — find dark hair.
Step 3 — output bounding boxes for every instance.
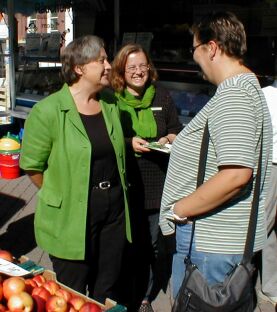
[61,35,104,85]
[191,11,247,60]
[110,43,158,93]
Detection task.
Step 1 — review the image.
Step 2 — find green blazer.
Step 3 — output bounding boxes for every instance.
[20,84,131,260]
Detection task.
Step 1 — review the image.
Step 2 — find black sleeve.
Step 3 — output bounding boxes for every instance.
[153,85,183,136]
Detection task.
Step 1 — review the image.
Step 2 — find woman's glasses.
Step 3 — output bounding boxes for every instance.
[125,64,149,74]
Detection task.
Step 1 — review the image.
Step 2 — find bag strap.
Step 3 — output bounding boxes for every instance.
[187,121,263,262]
[243,131,263,262]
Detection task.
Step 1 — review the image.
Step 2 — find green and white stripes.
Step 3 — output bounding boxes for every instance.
[160,73,272,254]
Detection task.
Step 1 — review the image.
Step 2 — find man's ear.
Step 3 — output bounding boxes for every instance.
[208,40,217,60]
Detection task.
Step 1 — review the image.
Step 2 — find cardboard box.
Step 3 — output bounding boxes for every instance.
[16,256,127,312]
[42,270,121,311]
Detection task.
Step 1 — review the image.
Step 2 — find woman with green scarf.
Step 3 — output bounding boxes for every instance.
[110,44,183,312]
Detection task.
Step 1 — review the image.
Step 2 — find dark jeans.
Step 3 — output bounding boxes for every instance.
[144,211,160,300]
[50,184,126,304]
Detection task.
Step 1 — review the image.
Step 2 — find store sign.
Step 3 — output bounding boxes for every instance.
[35,1,72,13]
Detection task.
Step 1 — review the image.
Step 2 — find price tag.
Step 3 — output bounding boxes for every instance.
[0,258,30,276]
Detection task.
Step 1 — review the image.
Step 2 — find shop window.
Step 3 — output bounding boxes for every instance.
[27,13,37,33]
[50,12,58,32]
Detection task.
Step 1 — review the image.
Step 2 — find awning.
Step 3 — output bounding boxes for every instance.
[0,0,105,15]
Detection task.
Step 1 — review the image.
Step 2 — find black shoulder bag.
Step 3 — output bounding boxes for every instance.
[172,122,263,312]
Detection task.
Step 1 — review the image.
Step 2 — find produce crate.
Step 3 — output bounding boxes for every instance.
[17,256,127,312]
[42,270,126,311]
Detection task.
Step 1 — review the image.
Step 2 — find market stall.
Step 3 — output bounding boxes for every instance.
[0,0,120,118]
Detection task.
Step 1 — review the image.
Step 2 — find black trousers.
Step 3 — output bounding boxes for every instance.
[118,206,175,311]
[50,184,126,304]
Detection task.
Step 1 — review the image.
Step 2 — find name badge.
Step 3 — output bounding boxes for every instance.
[151,107,162,111]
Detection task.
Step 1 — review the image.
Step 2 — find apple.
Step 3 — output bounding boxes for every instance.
[42,281,60,295]
[32,286,51,302]
[0,283,3,301]
[46,295,68,312]
[0,250,14,263]
[25,278,37,294]
[68,296,86,311]
[79,302,102,312]
[31,287,51,312]
[68,307,78,312]
[3,277,26,300]
[7,291,34,312]
[0,303,6,312]
[55,288,72,302]
[32,275,46,287]
[33,295,46,312]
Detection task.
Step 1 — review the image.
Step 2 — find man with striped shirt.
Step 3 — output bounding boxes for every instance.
[159,11,272,299]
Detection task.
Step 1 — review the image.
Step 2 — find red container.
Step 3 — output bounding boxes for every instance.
[0,153,20,179]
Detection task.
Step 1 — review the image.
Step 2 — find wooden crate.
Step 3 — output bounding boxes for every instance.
[17,256,127,312]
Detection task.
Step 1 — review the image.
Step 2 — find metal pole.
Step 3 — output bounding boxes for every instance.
[7,0,15,111]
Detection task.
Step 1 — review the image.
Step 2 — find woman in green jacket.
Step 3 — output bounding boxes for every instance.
[20,35,131,304]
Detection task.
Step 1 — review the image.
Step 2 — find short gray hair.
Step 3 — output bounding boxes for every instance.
[61,35,104,85]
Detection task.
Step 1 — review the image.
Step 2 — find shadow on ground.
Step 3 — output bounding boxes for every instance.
[0,213,36,258]
[0,193,26,228]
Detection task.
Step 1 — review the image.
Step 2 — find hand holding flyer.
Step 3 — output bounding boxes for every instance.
[144,142,172,154]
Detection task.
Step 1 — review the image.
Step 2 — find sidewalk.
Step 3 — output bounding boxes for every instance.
[0,174,275,312]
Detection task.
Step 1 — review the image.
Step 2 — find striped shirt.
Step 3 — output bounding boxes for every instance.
[160,73,272,253]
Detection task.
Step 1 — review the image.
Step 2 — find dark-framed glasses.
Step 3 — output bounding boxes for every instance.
[189,43,205,55]
[125,64,149,74]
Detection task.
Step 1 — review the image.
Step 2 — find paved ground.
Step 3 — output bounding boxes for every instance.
[0,174,275,311]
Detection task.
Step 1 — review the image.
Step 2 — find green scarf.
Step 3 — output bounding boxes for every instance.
[116,84,157,139]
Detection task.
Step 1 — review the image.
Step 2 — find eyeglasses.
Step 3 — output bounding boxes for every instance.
[189,43,205,55]
[125,64,149,74]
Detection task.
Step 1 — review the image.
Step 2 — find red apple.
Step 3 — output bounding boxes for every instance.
[79,302,102,312]
[55,288,72,302]
[33,295,47,312]
[7,291,34,312]
[0,303,6,312]
[42,281,60,295]
[25,278,37,294]
[46,295,68,312]
[68,296,86,311]
[32,275,46,287]
[0,250,14,263]
[0,283,3,301]
[3,277,26,300]
[31,285,50,312]
[32,286,51,302]
[68,307,78,312]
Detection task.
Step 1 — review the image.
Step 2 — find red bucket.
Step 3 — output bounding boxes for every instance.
[0,153,20,179]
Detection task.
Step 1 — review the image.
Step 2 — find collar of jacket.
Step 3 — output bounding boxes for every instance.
[58,83,114,137]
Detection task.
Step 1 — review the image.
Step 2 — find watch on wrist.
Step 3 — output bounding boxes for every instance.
[170,204,188,222]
